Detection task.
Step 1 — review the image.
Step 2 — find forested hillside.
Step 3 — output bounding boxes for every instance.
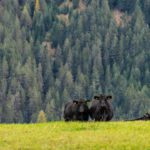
[0,0,149,123]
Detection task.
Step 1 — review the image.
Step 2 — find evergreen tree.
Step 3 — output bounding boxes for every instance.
[37,110,47,123]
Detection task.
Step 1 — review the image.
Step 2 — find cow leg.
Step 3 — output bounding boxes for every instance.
[64,117,71,121]
[102,112,108,121]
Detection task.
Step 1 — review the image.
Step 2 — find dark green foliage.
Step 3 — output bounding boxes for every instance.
[18,0,26,6]
[72,0,79,9]
[0,0,149,123]
[109,0,137,13]
[140,0,150,25]
[54,0,65,6]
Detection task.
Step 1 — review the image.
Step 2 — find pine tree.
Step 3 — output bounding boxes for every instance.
[34,0,40,15]
[37,110,47,123]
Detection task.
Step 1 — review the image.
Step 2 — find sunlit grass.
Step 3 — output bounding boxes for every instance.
[0,121,150,150]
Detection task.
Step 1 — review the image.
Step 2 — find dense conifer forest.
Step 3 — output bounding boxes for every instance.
[0,0,149,123]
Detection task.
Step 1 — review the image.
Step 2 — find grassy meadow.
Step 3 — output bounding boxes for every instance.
[0,121,150,150]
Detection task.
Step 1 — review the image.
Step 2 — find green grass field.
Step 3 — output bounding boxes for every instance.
[0,121,150,150]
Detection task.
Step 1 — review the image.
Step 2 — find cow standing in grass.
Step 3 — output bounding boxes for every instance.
[64,99,90,121]
[90,95,113,121]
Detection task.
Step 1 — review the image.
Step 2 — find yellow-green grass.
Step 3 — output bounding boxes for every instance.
[0,121,150,150]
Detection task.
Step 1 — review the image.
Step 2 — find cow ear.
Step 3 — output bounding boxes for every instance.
[86,100,91,103]
[106,95,112,100]
[73,100,78,104]
[94,96,99,100]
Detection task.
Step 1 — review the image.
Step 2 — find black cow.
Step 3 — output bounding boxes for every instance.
[64,99,90,121]
[90,95,113,121]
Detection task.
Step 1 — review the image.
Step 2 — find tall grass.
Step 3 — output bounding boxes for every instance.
[0,121,150,150]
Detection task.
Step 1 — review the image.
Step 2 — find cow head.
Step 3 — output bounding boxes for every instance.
[73,99,90,113]
[94,94,112,109]
[73,99,90,121]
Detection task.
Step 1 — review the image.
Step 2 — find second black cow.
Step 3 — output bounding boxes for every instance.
[90,95,113,121]
[64,99,90,121]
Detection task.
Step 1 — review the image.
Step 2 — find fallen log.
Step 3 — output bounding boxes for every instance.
[128,113,150,121]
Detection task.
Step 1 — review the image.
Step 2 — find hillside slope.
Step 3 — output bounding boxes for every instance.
[0,0,149,123]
